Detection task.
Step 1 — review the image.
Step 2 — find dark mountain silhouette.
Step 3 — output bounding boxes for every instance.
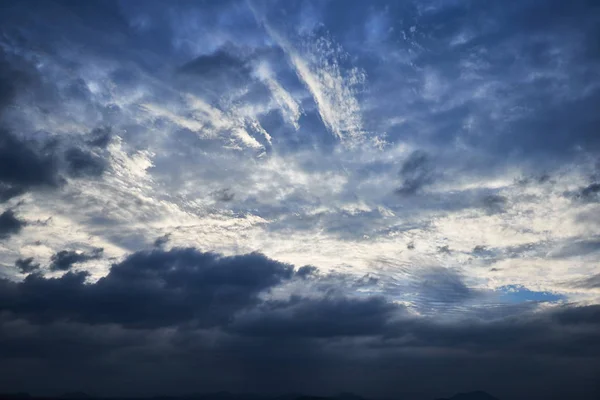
[435,391,499,400]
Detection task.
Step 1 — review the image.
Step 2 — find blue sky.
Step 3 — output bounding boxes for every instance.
[0,1,599,399]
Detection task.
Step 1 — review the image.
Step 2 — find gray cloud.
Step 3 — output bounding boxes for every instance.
[86,127,113,149]
[15,257,40,274]
[230,295,398,338]
[0,209,26,239]
[567,182,600,203]
[0,1,599,398]
[64,147,106,178]
[571,273,600,289]
[413,267,476,308]
[179,47,251,81]
[0,52,64,201]
[153,233,171,248]
[212,188,235,202]
[480,194,507,215]
[0,128,61,202]
[0,247,598,399]
[396,151,434,196]
[549,238,600,258]
[49,248,104,271]
[3,248,294,328]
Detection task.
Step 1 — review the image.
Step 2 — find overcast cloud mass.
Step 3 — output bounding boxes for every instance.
[0,1,599,399]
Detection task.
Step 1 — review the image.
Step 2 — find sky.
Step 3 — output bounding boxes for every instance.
[0,0,599,399]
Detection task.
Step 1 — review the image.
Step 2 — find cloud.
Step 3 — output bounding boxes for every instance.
[396,150,434,195]
[0,128,61,202]
[0,210,26,239]
[254,61,302,130]
[254,9,366,144]
[0,52,76,201]
[571,273,600,289]
[408,267,477,312]
[0,51,33,113]
[568,182,600,203]
[49,248,104,271]
[64,147,107,178]
[230,295,399,338]
[1,246,596,352]
[212,188,235,202]
[480,194,507,214]
[179,47,252,85]
[0,1,599,397]
[1,248,294,328]
[0,247,598,398]
[15,257,40,274]
[153,233,170,248]
[548,238,600,258]
[86,127,113,148]
[295,265,318,279]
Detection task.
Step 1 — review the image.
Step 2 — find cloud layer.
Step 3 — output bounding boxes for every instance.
[0,0,599,399]
[1,248,599,399]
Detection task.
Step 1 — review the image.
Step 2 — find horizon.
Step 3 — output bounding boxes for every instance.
[0,1,599,399]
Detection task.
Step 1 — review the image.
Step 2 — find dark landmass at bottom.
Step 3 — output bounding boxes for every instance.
[0,390,499,400]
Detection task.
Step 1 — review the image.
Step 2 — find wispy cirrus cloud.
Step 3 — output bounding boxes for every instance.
[251,3,367,145]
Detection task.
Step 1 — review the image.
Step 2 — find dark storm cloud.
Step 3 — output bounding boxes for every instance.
[230,295,398,338]
[0,52,27,100]
[15,257,40,274]
[5,247,596,355]
[0,130,108,203]
[64,147,106,178]
[0,247,599,399]
[0,52,62,201]
[153,233,170,248]
[0,48,110,200]
[0,128,61,202]
[383,304,600,358]
[1,248,294,328]
[49,248,104,271]
[0,209,26,239]
[396,150,434,196]
[0,249,599,399]
[295,265,318,279]
[552,303,600,325]
[86,127,113,148]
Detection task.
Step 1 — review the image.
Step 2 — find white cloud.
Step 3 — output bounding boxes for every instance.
[254,62,302,130]
[254,11,366,145]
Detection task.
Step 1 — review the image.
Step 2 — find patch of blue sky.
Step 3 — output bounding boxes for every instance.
[497,285,565,304]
